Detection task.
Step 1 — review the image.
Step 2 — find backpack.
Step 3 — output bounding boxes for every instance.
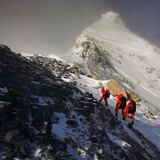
[128,100,136,113]
[120,96,127,107]
[106,90,110,98]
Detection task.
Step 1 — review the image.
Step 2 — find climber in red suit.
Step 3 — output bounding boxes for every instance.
[99,87,110,106]
[124,99,136,128]
[115,93,127,120]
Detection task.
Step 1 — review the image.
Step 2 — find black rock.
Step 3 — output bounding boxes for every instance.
[66,120,78,128]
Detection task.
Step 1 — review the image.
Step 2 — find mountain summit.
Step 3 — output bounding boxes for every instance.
[72,11,160,109]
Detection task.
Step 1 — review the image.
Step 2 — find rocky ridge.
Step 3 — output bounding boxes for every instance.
[0,45,160,159]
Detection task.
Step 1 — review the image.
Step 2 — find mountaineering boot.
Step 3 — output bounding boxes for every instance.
[127,123,132,128]
[127,121,134,128]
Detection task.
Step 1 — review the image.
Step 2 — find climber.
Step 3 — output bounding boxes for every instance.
[115,93,127,120]
[99,87,110,106]
[124,99,136,128]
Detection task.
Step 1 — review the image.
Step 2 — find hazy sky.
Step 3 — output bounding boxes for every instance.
[0,0,160,55]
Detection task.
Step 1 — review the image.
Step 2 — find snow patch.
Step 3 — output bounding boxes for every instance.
[34,148,42,158]
[0,87,8,94]
[107,133,131,149]
[48,54,63,61]
[52,112,67,140]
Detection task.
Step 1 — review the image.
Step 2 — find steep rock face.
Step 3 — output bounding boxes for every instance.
[71,11,160,111]
[72,34,118,80]
[0,45,74,159]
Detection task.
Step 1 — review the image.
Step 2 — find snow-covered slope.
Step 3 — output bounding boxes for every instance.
[72,11,160,110]
[1,44,160,159]
[25,51,160,159]
[75,75,160,151]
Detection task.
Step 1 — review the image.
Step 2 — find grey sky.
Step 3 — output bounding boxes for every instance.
[0,0,160,56]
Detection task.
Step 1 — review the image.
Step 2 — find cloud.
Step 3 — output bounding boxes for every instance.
[0,0,159,56]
